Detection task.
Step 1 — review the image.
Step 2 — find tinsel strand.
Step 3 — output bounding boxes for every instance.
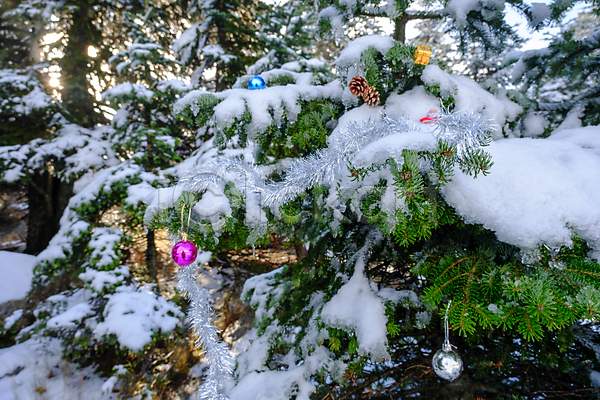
[433,111,494,158]
[176,260,234,400]
[178,111,493,210]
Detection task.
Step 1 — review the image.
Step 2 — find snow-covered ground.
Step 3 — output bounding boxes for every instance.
[0,251,114,400]
[0,337,115,400]
[0,246,187,400]
[0,250,35,303]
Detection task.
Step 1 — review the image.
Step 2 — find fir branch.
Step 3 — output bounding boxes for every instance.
[537,85,600,111]
[406,10,446,20]
[500,306,518,330]
[518,309,543,341]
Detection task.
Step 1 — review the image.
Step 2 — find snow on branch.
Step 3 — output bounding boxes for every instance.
[442,125,600,258]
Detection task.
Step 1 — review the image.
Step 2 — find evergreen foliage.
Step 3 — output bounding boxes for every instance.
[0,68,55,146]
[148,25,600,396]
[254,0,317,71]
[0,0,54,146]
[505,5,600,128]
[174,0,265,91]
[1,0,600,399]
[316,0,523,49]
[0,0,35,68]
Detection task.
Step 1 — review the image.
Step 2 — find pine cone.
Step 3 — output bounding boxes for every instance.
[349,76,369,96]
[363,86,380,107]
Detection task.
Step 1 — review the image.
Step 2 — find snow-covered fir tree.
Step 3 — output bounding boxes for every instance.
[148,37,600,400]
[173,0,265,90]
[0,1,200,397]
[1,0,600,399]
[504,4,600,130]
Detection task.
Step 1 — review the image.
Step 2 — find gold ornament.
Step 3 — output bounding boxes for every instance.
[363,86,380,107]
[349,76,369,96]
[414,44,432,65]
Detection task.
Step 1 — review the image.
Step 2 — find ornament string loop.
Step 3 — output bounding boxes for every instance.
[180,204,186,240]
[443,301,452,351]
[179,203,192,241]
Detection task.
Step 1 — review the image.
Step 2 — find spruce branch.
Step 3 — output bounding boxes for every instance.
[406,10,446,20]
[538,85,600,111]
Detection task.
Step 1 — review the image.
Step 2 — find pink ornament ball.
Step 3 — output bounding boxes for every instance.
[172,240,198,266]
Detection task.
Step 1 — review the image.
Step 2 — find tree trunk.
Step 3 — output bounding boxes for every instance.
[215,63,223,92]
[144,134,159,289]
[146,229,158,288]
[293,241,309,261]
[59,1,106,127]
[28,25,44,64]
[393,12,410,43]
[25,172,73,254]
[215,22,228,92]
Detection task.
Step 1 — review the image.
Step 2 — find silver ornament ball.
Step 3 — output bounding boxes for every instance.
[432,342,463,382]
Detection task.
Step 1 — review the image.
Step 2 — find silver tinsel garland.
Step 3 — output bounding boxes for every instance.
[176,259,234,400]
[178,111,493,210]
[434,110,493,158]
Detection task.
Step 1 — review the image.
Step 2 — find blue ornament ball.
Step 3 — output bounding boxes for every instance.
[248,76,266,90]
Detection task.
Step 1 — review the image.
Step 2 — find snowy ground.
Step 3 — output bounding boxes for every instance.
[0,250,113,400]
[0,337,116,400]
[0,251,35,304]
